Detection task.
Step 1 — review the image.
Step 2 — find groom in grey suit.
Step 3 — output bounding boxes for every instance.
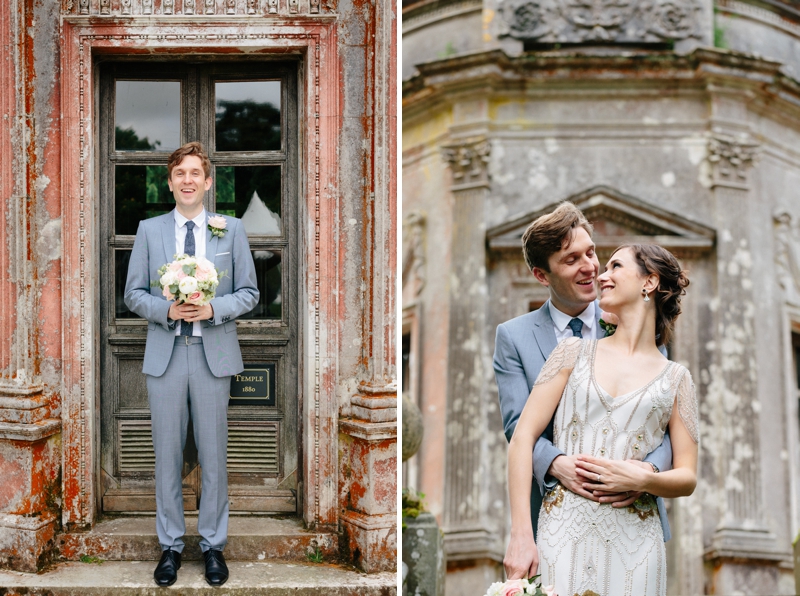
[125,142,258,587]
[493,202,673,542]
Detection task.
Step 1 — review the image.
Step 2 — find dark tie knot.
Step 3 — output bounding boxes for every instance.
[185,221,195,231]
[568,318,583,338]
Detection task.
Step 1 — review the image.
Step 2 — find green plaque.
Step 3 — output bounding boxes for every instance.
[229,363,276,406]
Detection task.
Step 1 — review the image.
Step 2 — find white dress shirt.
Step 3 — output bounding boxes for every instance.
[174,209,207,337]
[549,301,596,341]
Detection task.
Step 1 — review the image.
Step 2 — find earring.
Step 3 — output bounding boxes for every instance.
[642,288,650,303]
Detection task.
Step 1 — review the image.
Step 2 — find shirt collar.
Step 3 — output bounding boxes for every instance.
[174,208,206,229]
[549,301,595,334]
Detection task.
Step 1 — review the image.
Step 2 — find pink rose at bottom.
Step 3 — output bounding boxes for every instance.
[187,291,204,304]
[543,586,557,596]
[501,579,525,596]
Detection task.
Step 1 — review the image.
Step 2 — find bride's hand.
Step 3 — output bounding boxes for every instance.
[575,455,649,495]
[503,531,538,580]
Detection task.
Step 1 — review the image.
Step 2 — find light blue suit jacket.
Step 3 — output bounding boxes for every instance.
[493,300,673,541]
[124,211,259,378]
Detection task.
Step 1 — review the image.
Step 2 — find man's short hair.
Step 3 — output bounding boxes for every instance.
[167,141,212,179]
[521,202,593,272]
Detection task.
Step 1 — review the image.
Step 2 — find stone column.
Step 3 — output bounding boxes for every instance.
[439,139,501,561]
[0,0,62,572]
[338,0,398,573]
[704,131,789,591]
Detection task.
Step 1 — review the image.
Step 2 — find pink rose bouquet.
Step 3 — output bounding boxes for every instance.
[484,575,556,596]
[151,253,224,305]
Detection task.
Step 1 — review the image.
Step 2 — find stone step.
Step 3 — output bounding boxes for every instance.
[58,516,337,563]
[0,560,397,595]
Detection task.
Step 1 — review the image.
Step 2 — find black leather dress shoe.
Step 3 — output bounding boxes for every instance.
[153,548,181,587]
[203,548,229,587]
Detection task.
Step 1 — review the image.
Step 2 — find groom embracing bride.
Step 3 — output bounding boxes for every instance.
[492,202,698,596]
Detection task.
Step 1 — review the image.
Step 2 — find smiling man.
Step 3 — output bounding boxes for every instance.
[493,201,673,543]
[124,142,258,587]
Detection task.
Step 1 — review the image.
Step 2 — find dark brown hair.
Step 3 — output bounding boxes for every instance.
[522,202,594,272]
[167,141,212,179]
[612,244,690,346]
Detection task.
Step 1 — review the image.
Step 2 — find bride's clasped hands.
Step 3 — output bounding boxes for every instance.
[575,455,655,500]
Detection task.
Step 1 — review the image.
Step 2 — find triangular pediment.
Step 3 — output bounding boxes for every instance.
[487,186,715,259]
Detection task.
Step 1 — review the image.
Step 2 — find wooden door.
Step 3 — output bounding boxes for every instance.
[98,59,299,514]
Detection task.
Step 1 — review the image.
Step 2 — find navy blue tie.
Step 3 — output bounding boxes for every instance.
[180,221,196,336]
[568,318,583,338]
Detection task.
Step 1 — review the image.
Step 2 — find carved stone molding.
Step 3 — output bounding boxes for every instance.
[774,211,800,307]
[501,0,701,43]
[402,211,426,297]
[441,140,491,188]
[63,0,336,16]
[707,132,760,190]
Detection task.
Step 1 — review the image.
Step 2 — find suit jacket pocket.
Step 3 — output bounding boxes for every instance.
[148,322,156,331]
[224,320,237,333]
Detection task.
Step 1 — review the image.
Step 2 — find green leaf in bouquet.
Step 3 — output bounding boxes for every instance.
[182,264,193,275]
[170,284,179,294]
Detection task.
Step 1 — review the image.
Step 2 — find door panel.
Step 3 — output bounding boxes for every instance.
[99,60,299,514]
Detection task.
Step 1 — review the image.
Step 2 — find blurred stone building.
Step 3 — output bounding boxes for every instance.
[402,1,800,594]
[0,0,397,586]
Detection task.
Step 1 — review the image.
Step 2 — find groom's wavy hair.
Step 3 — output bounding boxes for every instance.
[612,244,690,347]
[522,202,593,272]
[167,141,212,179]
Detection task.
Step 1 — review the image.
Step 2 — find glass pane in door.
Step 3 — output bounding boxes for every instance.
[114,249,139,319]
[215,81,281,151]
[115,80,181,151]
[115,165,173,235]
[241,250,282,320]
[215,166,281,235]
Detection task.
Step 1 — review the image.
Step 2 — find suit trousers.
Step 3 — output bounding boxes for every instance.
[147,337,231,553]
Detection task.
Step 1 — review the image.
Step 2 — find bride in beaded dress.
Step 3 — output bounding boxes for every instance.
[504,244,699,596]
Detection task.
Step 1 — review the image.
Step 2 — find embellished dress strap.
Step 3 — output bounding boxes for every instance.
[675,367,700,443]
[534,337,583,387]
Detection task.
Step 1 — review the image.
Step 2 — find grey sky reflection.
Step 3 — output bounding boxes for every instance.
[215,81,281,112]
[115,80,181,151]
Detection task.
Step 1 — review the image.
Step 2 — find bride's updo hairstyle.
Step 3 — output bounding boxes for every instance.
[612,244,690,346]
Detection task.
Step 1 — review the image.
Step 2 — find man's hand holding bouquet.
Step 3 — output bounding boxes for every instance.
[151,254,226,323]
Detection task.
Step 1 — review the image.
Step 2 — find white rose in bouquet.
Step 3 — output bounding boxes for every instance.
[178,276,198,295]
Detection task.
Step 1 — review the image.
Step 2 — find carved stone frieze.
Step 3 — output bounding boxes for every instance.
[707,132,760,189]
[773,211,800,307]
[501,0,701,43]
[442,140,491,187]
[62,0,334,15]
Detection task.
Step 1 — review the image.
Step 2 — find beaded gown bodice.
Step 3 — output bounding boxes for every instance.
[535,338,698,596]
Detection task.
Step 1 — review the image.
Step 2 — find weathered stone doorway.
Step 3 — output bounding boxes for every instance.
[97,58,300,515]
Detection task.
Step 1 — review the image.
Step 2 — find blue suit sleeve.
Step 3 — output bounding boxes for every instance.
[644,429,673,473]
[494,323,564,496]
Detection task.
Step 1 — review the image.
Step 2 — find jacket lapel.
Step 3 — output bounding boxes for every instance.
[594,299,606,338]
[206,213,219,266]
[531,301,558,360]
[161,211,176,262]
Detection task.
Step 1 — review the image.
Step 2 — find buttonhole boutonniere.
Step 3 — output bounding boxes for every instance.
[207,215,227,238]
[599,318,617,337]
